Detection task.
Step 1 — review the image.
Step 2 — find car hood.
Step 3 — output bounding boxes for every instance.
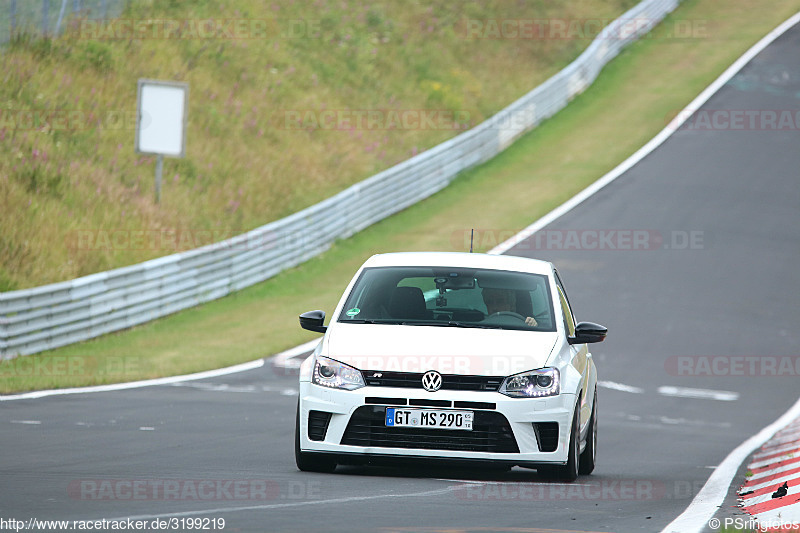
[325,323,558,376]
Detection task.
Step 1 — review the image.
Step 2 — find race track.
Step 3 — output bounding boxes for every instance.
[2,19,800,533]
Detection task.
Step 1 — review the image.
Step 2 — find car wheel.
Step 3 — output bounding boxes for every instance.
[578,391,597,475]
[539,400,580,482]
[295,402,337,473]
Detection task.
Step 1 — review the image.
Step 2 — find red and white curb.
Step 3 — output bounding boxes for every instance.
[738,417,800,525]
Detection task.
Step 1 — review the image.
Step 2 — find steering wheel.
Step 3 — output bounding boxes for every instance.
[487,311,527,322]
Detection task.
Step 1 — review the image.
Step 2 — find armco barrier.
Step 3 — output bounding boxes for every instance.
[0,0,679,358]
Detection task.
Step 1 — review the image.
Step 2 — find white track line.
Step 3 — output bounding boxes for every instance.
[0,338,318,402]
[97,485,459,522]
[489,12,800,257]
[657,386,739,402]
[271,340,318,369]
[597,380,644,394]
[0,338,321,401]
[0,359,264,401]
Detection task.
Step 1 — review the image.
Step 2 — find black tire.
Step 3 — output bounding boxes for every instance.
[540,400,580,482]
[295,402,337,473]
[578,390,597,475]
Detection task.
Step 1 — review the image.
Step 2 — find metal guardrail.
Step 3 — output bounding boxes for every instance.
[0,0,679,358]
[1,0,122,46]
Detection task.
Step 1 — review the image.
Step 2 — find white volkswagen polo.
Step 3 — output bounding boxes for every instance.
[295,252,606,481]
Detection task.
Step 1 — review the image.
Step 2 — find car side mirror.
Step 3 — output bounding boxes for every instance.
[299,310,327,334]
[568,321,607,345]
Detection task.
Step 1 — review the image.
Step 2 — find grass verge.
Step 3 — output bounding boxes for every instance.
[2,0,798,393]
[0,0,635,290]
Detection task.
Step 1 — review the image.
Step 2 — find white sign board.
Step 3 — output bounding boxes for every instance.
[136,79,188,157]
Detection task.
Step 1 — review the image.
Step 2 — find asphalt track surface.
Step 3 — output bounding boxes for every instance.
[2,22,800,533]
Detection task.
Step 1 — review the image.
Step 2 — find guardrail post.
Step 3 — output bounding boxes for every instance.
[41,0,49,35]
[10,0,17,33]
[55,0,69,35]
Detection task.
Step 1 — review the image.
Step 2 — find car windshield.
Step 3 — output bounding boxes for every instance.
[337,266,556,331]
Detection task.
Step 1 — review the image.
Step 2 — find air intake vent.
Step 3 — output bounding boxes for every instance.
[365,397,408,405]
[408,399,452,408]
[532,422,559,452]
[308,411,332,441]
[454,401,496,410]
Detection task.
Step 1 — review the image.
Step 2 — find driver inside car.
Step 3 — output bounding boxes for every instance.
[481,287,538,327]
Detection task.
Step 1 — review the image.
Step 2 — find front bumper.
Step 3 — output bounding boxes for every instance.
[298,382,576,466]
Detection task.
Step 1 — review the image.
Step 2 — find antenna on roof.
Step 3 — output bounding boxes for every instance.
[469,229,474,253]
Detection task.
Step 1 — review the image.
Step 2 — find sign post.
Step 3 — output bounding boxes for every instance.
[135,79,188,203]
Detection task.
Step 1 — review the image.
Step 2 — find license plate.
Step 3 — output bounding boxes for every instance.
[385,408,473,430]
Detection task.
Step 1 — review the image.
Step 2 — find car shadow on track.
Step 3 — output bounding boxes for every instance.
[331,464,566,483]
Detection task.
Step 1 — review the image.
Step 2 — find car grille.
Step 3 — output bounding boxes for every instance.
[361,371,504,392]
[340,405,519,453]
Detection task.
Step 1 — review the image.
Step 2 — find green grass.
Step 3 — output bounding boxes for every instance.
[2,0,799,393]
[0,0,638,291]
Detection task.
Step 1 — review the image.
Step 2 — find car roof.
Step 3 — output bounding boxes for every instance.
[361,252,553,276]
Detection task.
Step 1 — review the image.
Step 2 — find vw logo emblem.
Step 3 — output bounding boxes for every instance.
[421,370,442,392]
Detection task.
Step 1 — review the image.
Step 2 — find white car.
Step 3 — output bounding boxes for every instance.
[295,252,606,481]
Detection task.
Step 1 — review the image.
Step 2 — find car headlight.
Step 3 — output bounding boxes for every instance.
[499,367,560,398]
[312,356,365,390]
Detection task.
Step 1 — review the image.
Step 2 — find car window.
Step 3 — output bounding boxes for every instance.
[338,266,556,332]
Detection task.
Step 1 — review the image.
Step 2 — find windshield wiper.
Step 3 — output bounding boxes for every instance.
[344,319,505,329]
[399,320,498,329]
[342,319,402,325]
